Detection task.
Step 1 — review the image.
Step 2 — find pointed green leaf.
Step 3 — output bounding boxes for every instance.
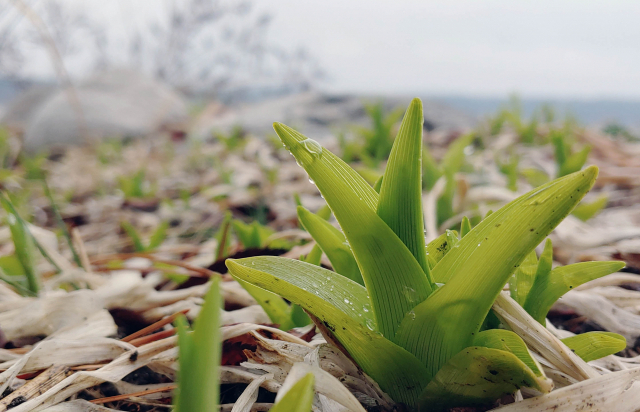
[121,221,145,252]
[226,257,430,406]
[460,216,472,238]
[418,347,551,412]
[270,373,315,412]
[174,276,221,412]
[473,329,543,376]
[377,98,431,279]
[395,167,598,380]
[274,123,432,339]
[561,332,626,362]
[422,149,442,191]
[559,146,591,177]
[572,194,608,221]
[0,193,39,294]
[303,244,323,265]
[524,260,625,324]
[297,206,363,284]
[373,175,383,193]
[236,278,296,330]
[441,133,474,176]
[148,221,169,250]
[232,220,264,249]
[509,250,538,306]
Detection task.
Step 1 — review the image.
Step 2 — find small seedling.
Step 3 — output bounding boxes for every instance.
[174,277,314,411]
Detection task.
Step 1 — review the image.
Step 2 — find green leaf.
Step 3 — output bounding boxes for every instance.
[297,206,363,284]
[441,133,474,176]
[559,146,591,177]
[472,329,543,376]
[522,168,550,188]
[509,250,538,306]
[524,260,625,324]
[395,167,598,380]
[436,176,456,227]
[373,175,383,193]
[174,276,221,412]
[231,220,262,249]
[290,304,311,327]
[0,193,39,294]
[148,221,169,250]
[215,212,232,261]
[460,216,472,238]
[418,347,551,412]
[303,245,323,266]
[422,149,442,191]
[236,278,296,330]
[426,231,456,267]
[377,98,431,280]
[561,332,626,362]
[572,194,608,221]
[226,257,430,406]
[121,221,145,252]
[274,123,432,339]
[270,373,315,412]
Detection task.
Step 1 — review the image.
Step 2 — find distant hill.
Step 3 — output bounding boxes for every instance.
[432,96,640,128]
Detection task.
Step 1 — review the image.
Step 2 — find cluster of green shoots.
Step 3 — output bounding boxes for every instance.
[227,98,626,411]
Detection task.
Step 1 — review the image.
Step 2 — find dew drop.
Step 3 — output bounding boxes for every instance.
[301,138,323,159]
[408,310,416,321]
[344,298,350,304]
[365,318,376,331]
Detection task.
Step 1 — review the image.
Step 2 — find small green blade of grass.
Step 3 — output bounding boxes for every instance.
[472,329,543,376]
[377,98,431,282]
[226,257,430,406]
[572,194,608,221]
[174,276,221,412]
[297,206,363,285]
[395,166,598,380]
[418,347,551,412]
[441,133,474,176]
[290,304,311,327]
[559,146,591,177]
[121,221,145,252]
[523,260,625,324]
[270,373,315,412]
[42,179,82,267]
[148,221,169,251]
[274,123,432,339]
[561,332,626,362]
[232,220,263,249]
[236,278,296,330]
[215,212,232,261]
[0,193,39,295]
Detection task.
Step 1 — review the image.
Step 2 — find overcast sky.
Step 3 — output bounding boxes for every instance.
[258,0,640,99]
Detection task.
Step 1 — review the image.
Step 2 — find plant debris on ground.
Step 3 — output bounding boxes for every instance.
[0,99,639,411]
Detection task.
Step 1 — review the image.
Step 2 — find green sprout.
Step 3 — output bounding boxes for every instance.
[226,98,621,410]
[174,276,314,412]
[121,220,169,252]
[117,169,157,200]
[340,101,404,167]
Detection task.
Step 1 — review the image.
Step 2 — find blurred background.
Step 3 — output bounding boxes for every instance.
[1,0,639,150]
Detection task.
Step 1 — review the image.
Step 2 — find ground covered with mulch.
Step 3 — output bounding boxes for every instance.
[0,109,640,411]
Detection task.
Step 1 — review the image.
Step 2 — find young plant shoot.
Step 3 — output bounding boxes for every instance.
[226,98,621,410]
